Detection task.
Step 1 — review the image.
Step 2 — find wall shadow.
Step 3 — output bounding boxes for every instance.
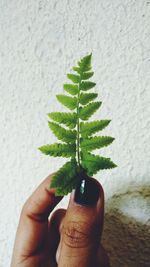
[102,185,150,267]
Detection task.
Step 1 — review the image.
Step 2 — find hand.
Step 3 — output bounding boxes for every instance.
[11,174,110,267]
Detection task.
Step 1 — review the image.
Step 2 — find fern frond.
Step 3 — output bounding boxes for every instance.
[56,94,77,110]
[67,73,80,83]
[48,122,76,143]
[80,120,111,138]
[48,112,77,129]
[81,152,117,176]
[39,54,117,196]
[39,143,76,158]
[50,159,78,196]
[81,72,94,80]
[79,102,102,120]
[79,92,98,105]
[78,54,92,72]
[80,81,96,91]
[80,136,115,151]
[63,84,78,95]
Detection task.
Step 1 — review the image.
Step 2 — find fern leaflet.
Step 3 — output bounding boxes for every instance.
[67,74,80,83]
[80,136,115,151]
[63,84,78,95]
[48,122,76,143]
[50,159,78,196]
[80,92,98,105]
[81,152,117,176]
[48,112,77,129]
[39,143,76,158]
[81,72,94,80]
[78,53,92,72]
[80,81,96,91]
[79,102,102,120]
[56,94,77,110]
[80,120,111,138]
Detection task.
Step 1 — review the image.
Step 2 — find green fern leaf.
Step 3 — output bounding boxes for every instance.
[39,54,117,196]
[81,72,94,80]
[79,102,102,120]
[48,122,76,143]
[72,66,81,73]
[78,54,92,72]
[80,92,98,105]
[80,81,96,91]
[80,136,115,151]
[48,112,77,129]
[50,159,78,196]
[81,152,117,176]
[39,143,76,158]
[56,94,77,110]
[80,120,111,138]
[67,73,80,83]
[63,84,78,95]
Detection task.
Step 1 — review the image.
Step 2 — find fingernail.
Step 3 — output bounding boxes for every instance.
[74,176,100,206]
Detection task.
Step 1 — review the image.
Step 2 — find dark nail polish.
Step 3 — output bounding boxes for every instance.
[74,176,100,206]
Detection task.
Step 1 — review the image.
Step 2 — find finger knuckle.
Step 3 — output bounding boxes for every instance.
[62,220,99,249]
[21,199,43,222]
[21,200,29,215]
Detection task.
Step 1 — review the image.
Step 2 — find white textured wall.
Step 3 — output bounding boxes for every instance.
[0,0,150,266]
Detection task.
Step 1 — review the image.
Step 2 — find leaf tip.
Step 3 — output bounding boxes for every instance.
[38,146,44,153]
[112,163,118,168]
[56,94,60,100]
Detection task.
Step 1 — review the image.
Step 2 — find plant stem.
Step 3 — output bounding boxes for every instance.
[76,78,81,167]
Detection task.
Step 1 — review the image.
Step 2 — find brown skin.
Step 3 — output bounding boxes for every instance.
[11,174,110,267]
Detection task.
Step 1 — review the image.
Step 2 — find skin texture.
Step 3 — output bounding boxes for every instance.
[11,174,110,267]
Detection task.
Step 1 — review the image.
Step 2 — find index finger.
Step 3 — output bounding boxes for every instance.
[22,174,62,222]
[11,174,63,265]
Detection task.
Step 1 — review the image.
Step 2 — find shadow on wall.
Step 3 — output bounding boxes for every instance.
[102,185,150,267]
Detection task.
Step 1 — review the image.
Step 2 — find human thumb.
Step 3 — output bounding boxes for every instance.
[57,174,104,267]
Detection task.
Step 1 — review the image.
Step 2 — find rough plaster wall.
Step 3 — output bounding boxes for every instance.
[0,0,150,266]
